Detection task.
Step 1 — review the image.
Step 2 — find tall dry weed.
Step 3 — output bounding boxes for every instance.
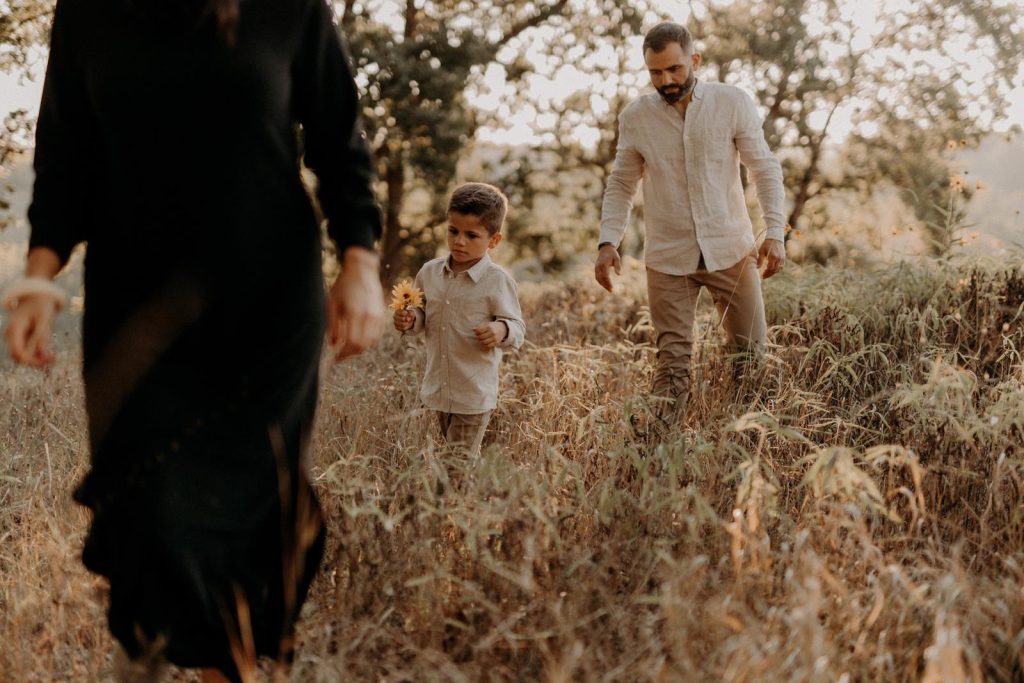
[1,255,1022,681]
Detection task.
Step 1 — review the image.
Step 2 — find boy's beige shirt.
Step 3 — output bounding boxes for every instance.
[408,253,525,414]
[600,79,786,274]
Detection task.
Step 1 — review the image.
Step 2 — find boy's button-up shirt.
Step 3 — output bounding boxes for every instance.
[408,253,525,414]
[599,80,786,275]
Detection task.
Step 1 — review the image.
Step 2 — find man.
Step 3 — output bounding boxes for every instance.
[595,21,786,425]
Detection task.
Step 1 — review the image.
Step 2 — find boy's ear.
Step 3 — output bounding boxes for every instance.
[489,232,503,249]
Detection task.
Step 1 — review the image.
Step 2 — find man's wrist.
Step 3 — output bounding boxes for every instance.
[598,242,617,252]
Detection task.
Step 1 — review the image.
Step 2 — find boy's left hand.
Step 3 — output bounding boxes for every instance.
[473,321,507,349]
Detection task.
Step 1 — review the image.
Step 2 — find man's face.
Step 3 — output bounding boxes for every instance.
[645,42,701,104]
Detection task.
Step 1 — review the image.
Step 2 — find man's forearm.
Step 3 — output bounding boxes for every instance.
[745,160,786,242]
[599,179,636,248]
[599,143,643,247]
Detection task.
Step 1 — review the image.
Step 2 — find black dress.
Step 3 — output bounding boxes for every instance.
[27,0,380,678]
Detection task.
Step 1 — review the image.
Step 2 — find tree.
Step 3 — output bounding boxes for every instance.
[0,0,51,229]
[689,0,1023,253]
[342,0,652,282]
[488,0,1022,264]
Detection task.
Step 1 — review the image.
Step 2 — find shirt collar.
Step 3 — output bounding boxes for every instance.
[443,251,492,282]
[691,77,704,100]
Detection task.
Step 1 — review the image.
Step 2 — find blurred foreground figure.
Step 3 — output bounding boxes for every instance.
[2,0,384,680]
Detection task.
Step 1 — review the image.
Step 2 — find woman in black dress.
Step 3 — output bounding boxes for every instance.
[3,0,384,680]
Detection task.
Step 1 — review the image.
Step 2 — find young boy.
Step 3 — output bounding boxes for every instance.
[393,182,525,455]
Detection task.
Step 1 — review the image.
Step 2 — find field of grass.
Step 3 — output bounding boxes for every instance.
[2,255,1023,681]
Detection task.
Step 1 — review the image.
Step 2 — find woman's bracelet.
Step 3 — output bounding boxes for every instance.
[1,277,68,313]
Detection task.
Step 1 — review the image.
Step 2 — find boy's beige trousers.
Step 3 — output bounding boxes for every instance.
[436,410,492,456]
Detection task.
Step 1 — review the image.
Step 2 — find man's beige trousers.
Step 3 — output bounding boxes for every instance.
[646,252,767,416]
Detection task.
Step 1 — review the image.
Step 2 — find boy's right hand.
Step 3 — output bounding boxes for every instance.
[393,308,415,332]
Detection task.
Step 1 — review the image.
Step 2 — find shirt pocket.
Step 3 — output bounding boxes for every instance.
[696,125,736,163]
[642,138,685,170]
[454,297,492,338]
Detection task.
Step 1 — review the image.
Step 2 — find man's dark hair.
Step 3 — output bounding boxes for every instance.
[448,183,509,235]
[642,22,693,55]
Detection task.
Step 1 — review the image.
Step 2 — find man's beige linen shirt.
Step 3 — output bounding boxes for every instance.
[408,253,525,414]
[600,80,786,275]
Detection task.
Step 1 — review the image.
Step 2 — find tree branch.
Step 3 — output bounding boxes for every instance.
[494,0,570,48]
[404,0,417,40]
[340,0,357,27]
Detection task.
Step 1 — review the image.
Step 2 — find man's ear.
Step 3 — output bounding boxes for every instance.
[692,52,702,70]
[489,233,503,249]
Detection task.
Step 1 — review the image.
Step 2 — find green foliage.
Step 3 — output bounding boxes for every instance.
[0,1,51,230]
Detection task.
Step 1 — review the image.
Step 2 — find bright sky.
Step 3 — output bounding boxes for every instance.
[1,0,1023,149]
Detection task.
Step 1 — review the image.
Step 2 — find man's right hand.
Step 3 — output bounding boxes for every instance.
[594,244,622,293]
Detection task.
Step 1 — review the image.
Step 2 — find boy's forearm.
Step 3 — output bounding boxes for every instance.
[408,307,426,335]
[497,317,525,350]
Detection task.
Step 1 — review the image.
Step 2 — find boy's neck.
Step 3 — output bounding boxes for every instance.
[448,254,485,274]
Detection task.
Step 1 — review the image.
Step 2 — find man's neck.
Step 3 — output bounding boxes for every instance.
[673,91,694,119]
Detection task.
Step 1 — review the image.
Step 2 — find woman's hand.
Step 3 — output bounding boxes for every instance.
[326,247,385,361]
[4,247,63,368]
[5,294,59,367]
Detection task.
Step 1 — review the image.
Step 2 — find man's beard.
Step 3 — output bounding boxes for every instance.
[657,73,697,104]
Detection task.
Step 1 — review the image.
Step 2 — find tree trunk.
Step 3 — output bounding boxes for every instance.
[786,148,818,235]
[380,154,406,285]
[786,102,840,235]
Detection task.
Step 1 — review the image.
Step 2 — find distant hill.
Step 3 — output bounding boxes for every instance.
[960,134,1024,249]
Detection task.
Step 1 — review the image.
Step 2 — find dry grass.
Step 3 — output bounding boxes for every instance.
[2,255,1023,681]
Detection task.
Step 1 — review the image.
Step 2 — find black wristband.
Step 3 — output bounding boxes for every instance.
[598,242,615,252]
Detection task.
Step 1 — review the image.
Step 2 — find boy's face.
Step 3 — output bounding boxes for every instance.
[447,211,501,267]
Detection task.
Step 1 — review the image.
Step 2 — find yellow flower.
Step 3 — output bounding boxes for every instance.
[946,140,958,151]
[975,179,987,191]
[949,175,967,193]
[388,278,424,311]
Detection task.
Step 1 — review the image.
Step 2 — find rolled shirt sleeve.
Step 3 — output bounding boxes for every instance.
[599,114,645,249]
[734,90,786,243]
[493,274,525,350]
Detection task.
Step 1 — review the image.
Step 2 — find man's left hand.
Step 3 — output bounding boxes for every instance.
[757,238,786,279]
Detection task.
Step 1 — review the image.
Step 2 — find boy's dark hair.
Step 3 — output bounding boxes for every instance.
[448,182,509,236]
[642,22,693,55]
